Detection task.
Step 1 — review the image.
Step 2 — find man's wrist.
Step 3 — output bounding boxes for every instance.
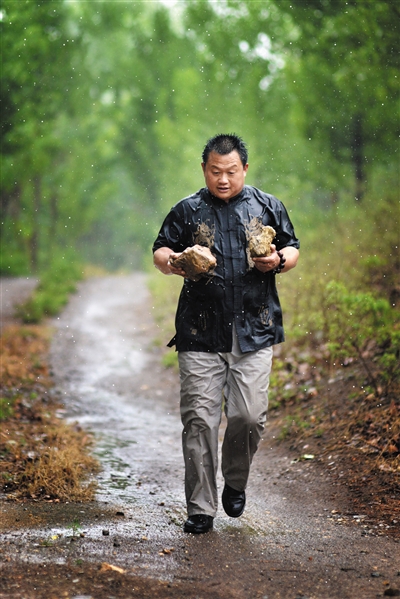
[273,251,286,274]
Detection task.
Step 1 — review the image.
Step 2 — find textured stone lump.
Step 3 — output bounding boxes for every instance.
[170,244,216,281]
[248,225,276,257]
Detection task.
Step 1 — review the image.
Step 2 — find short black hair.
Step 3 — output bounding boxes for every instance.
[202,134,248,167]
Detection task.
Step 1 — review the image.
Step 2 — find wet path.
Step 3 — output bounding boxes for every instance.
[1,273,399,598]
[50,274,184,506]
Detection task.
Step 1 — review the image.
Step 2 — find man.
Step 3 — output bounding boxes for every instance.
[153,134,299,534]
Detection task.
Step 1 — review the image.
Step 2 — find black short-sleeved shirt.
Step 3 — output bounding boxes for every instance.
[153,185,300,353]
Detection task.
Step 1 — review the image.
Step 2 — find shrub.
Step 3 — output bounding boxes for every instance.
[322,280,398,395]
[16,258,83,323]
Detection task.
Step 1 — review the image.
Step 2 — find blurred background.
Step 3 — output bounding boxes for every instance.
[2,0,398,275]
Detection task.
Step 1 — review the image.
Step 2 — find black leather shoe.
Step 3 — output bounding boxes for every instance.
[184,514,214,534]
[222,483,246,518]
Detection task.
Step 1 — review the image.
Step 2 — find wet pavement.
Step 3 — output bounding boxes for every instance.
[1,273,399,598]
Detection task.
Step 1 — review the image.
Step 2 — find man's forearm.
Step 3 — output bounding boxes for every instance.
[153,247,174,275]
[280,247,299,273]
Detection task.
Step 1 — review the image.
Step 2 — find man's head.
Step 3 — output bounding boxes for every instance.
[201,134,249,202]
[202,134,248,167]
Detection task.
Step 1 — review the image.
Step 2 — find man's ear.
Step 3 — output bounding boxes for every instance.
[201,162,206,174]
[244,163,249,176]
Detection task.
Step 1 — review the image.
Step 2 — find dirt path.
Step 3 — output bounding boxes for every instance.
[1,274,399,599]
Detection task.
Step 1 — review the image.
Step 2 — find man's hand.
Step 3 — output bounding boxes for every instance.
[167,252,187,277]
[252,245,280,273]
[252,245,299,274]
[153,247,186,277]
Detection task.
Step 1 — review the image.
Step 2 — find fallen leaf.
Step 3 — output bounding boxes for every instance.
[99,562,125,574]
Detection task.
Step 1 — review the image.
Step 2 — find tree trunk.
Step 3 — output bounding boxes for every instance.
[49,194,58,250]
[0,185,20,237]
[351,114,366,201]
[29,177,41,272]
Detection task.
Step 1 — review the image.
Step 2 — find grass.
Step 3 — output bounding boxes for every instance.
[15,258,84,324]
[279,194,399,343]
[147,271,182,369]
[0,325,100,501]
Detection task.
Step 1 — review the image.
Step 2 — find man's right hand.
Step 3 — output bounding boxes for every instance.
[167,252,186,277]
[153,247,187,277]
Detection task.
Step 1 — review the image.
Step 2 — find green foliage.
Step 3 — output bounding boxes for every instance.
[323,281,391,357]
[272,190,399,401]
[375,330,400,395]
[162,350,179,370]
[268,360,297,409]
[1,1,88,272]
[320,280,396,391]
[2,0,398,282]
[273,0,400,199]
[147,271,182,338]
[16,257,83,324]
[278,411,314,441]
[67,519,82,538]
[0,397,15,421]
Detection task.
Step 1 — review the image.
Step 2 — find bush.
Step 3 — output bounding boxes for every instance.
[320,280,397,394]
[16,258,83,323]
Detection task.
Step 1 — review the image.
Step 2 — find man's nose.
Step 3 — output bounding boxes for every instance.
[219,172,228,182]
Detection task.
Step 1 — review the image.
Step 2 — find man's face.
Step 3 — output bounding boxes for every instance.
[202,150,248,202]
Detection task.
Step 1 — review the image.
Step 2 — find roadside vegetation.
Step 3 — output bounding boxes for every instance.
[0,256,101,500]
[2,2,398,277]
[15,257,84,324]
[0,325,99,501]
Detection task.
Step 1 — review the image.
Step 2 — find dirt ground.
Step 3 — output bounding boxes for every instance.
[0,274,399,599]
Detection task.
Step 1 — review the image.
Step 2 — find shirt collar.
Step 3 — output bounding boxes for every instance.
[206,186,247,205]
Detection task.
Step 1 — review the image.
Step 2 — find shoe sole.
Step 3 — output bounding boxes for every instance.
[184,518,213,534]
[184,524,213,534]
[222,504,245,518]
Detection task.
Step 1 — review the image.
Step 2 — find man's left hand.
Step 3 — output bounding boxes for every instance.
[252,245,282,273]
[253,245,299,274]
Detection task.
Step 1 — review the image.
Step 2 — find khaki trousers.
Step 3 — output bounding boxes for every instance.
[178,329,273,517]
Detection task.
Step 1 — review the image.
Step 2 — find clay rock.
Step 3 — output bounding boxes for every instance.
[170,244,216,281]
[248,225,276,257]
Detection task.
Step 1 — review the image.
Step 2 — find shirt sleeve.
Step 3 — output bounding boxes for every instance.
[152,203,188,253]
[273,199,300,251]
